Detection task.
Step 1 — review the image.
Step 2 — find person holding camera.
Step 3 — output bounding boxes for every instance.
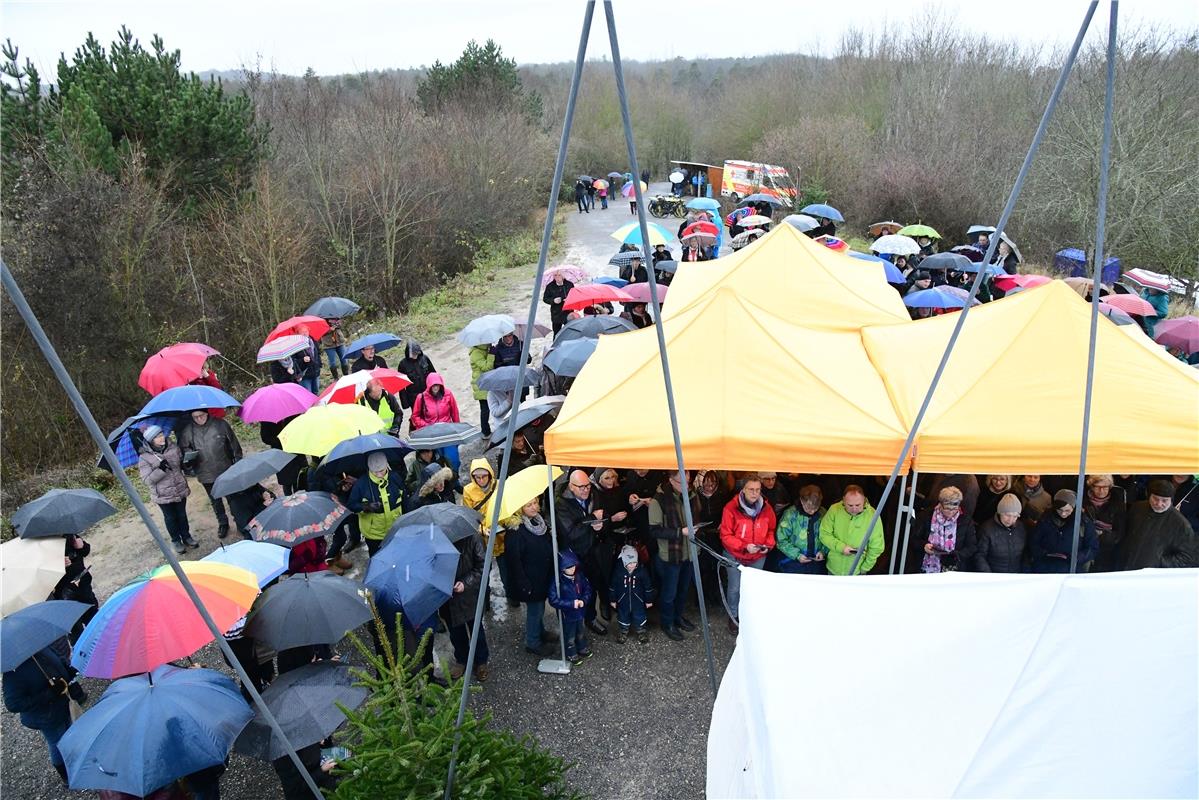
[3,643,87,784]
[348,452,404,557]
[178,409,243,540]
[137,424,196,554]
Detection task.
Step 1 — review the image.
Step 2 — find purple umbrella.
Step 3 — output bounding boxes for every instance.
[1154,316,1199,354]
[240,384,319,424]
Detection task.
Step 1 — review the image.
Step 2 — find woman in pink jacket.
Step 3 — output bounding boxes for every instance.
[409,372,462,470]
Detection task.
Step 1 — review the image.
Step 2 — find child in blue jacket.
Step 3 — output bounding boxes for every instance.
[547,550,593,663]
[609,545,655,644]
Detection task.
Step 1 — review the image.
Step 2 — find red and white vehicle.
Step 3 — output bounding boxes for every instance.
[720,160,797,207]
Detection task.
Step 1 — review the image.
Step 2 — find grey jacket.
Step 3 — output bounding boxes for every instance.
[138,441,191,504]
[178,417,242,484]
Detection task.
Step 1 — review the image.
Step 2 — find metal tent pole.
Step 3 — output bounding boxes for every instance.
[539,462,570,674]
[847,0,1099,575]
[443,2,595,797]
[0,262,324,800]
[1071,0,1119,574]
[898,467,919,575]
[602,0,718,697]
[888,472,908,574]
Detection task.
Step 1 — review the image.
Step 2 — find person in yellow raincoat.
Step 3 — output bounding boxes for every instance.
[462,457,520,609]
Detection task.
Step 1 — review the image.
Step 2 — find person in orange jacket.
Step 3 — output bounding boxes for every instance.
[719,473,776,633]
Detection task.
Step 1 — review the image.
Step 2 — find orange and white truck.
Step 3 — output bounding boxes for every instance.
[719,161,797,207]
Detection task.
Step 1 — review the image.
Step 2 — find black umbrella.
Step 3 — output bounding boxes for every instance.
[951,244,985,263]
[319,433,408,478]
[488,396,565,444]
[918,252,975,272]
[0,601,90,671]
[211,449,298,499]
[248,491,348,548]
[382,503,482,547]
[476,365,541,392]
[233,661,368,761]
[11,489,116,539]
[543,338,597,377]
[244,572,372,651]
[303,296,361,319]
[555,315,637,344]
[402,422,483,450]
[577,175,594,183]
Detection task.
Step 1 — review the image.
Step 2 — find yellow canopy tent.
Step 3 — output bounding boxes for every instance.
[862,280,1199,474]
[543,287,912,473]
[662,223,910,330]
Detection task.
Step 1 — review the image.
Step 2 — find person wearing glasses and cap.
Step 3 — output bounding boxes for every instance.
[348,452,405,557]
[555,469,610,635]
[913,486,977,573]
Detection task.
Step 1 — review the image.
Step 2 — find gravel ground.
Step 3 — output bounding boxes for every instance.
[2,186,736,799]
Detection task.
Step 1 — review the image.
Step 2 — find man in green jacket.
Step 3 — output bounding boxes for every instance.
[820,485,885,575]
[469,344,495,437]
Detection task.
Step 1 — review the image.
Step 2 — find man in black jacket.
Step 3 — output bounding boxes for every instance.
[555,469,608,634]
[3,644,84,783]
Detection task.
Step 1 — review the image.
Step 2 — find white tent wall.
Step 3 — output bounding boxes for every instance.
[707,569,1199,799]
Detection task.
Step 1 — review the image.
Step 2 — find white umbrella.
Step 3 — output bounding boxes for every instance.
[871,234,921,257]
[1,538,66,617]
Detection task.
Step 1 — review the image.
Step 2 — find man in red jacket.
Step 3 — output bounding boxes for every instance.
[719,474,776,634]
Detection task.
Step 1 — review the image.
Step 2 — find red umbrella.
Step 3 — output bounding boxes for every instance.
[1101,293,1157,317]
[563,284,634,311]
[994,274,1051,292]
[138,343,220,396]
[1153,316,1199,354]
[318,368,413,405]
[622,282,667,304]
[681,221,719,239]
[265,315,330,344]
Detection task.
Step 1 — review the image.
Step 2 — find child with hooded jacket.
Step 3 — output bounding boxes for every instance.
[547,550,593,663]
[608,545,655,644]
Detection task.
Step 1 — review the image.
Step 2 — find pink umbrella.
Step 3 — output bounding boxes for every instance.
[622,282,668,304]
[1154,316,1199,354]
[1102,293,1158,317]
[541,264,589,287]
[239,383,319,424]
[138,343,220,396]
[563,284,635,311]
[994,274,1051,292]
[1123,268,1171,292]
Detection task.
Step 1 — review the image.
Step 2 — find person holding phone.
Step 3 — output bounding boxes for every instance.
[821,485,885,576]
[719,474,777,634]
[913,486,977,573]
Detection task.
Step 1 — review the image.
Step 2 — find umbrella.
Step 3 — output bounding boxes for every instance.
[304,297,361,319]
[477,365,541,392]
[138,343,220,396]
[848,252,905,283]
[245,571,371,650]
[577,174,594,183]
[211,449,299,499]
[0,600,91,671]
[1096,293,1157,317]
[563,284,634,311]
[320,433,407,477]
[344,332,403,358]
[668,170,685,183]
[816,235,849,252]
[11,489,116,539]
[609,171,625,180]
[653,259,680,274]
[994,274,1051,292]
[248,491,349,548]
[951,244,985,263]
[685,197,721,211]
[898,224,941,239]
[489,395,565,445]
[608,250,646,267]
[681,220,719,237]
[98,415,178,472]
[239,383,319,424]
[201,541,290,588]
[513,320,552,341]
[479,465,564,525]
[959,262,1008,277]
[740,193,785,207]
[918,252,975,272]
[868,221,904,237]
[592,179,608,189]
[403,421,483,449]
[622,282,667,304]
[541,264,590,287]
[610,221,672,247]
[782,214,819,233]
[681,231,717,248]
[621,180,648,198]
[903,287,979,309]
[800,203,844,222]
[1063,276,1106,298]
[318,368,412,405]
[458,314,516,347]
[544,337,598,377]
[1098,303,1135,326]
[278,404,386,456]
[383,504,483,547]
[1123,268,1171,292]
[593,275,629,288]
[555,315,637,344]
[265,315,330,344]
[365,524,459,627]
[738,214,772,228]
[138,384,240,416]
[71,562,258,678]
[1153,316,1199,354]
[967,224,997,236]
[1,538,66,617]
[871,234,921,257]
[234,661,368,761]
[999,232,1023,263]
[257,334,312,364]
[58,665,252,796]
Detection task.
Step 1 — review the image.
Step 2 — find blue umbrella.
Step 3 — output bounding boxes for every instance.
[685,197,721,211]
[98,415,179,471]
[320,432,407,477]
[58,665,252,796]
[0,601,91,671]
[801,203,844,222]
[849,252,905,283]
[201,541,290,588]
[593,276,629,288]
[344,332,403,359]
[904,287,974,309]
[543,337,598,377]
[304,296,360,319]
[365,524,458,629]
[137,385,240,416]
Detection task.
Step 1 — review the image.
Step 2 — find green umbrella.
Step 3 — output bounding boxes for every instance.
[898,224,941,239]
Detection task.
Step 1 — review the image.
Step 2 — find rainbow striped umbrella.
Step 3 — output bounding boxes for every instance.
[71,562,259,679]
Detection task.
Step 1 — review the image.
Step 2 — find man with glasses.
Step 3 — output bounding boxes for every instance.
[555,469,609,635]
[719,474,776,635]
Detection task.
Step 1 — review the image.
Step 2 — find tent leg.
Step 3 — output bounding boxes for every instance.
[898,468,919,575]
[539,462,570,675]
[888,472,909,575]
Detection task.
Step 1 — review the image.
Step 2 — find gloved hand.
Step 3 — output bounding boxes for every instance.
[364,502,385,514]
[68,681,87,704]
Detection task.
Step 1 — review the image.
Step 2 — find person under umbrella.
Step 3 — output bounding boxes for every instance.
[620,302,652,329]
[178,408,243,540]
[680,239,708,263]
[51,535,99,638]
[620,254,649,284]
[469,343,495,438]
[318,318,350,380]
[542,272,575,336]
[395,342,435,409]
[3,639,87,784]
[356,378,403,437]
[403,447,457,505]
[309,466,360,574]
[416,463,457,509]
[187,360,228,419]
[288,324,321,394]
[350,343,388,373]
[462,458,517,608]
[440,526,489,682]
[347,452,405,557]
[136,425,196,554]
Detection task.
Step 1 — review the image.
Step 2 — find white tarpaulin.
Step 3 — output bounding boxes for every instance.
[708,568,1199,799]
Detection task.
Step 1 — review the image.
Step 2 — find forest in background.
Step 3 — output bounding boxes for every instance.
[1,18,1196,490]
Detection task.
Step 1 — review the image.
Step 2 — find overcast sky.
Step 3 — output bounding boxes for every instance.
[2,0,1195,77]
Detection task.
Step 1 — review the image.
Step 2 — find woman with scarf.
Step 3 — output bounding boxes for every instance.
[773,484,828,574]
[505,497,559,657]
[269,355,302,385]
[913,486,977,573]
[1084,474,1127,572]
[719,474,776,633]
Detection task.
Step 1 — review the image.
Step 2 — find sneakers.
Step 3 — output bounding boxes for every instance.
[614,628,628,644]
[173,540,187,555]
[663,626,684,642]
[636,627,649,645]
[183,535,200,549]
[217,523,229,540]
[677,616,697,632]
[577,648,593,661]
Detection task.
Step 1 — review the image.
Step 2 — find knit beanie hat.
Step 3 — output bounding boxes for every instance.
[619,545,638,567]
[1053,489,1076,509]
[141,425,164,443]
[996,493,1021,516]
[1147,479,1175,499]
[367,452,388,473]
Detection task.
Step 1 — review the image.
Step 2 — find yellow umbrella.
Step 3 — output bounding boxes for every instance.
[278,403,386,456]
[481,465,564,524]
[1,537,66,617]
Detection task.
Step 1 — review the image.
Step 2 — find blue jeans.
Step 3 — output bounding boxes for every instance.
[653,553,692,629]
[441,446,460,472]
[300,375,319,394]
[725,551,767,620]
[524,600,546,649]
[616,601,647,631]
[600,195,608,209]
[324,346,347,372]
[38,715,70,768]
[561,619,589,657]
